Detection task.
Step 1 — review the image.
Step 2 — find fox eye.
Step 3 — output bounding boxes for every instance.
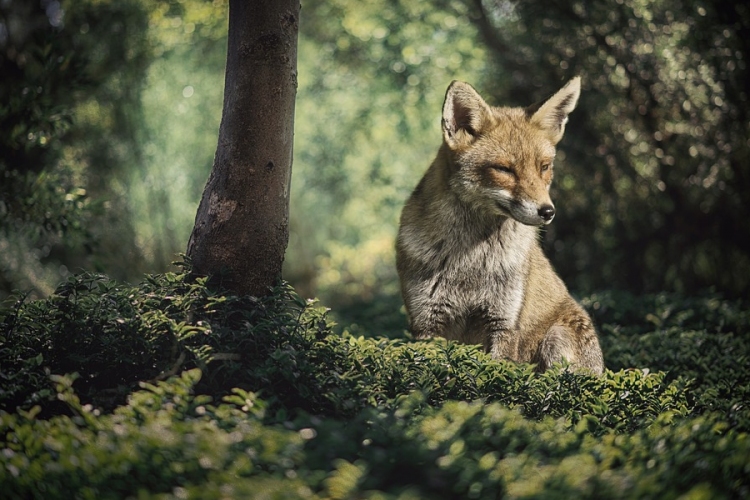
[491,164,515,175]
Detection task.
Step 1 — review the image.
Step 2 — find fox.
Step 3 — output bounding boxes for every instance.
[396,77,604,374]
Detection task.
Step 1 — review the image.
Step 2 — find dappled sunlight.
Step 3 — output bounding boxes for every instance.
[2,2,750,496]
[288,1,490,301]
[2,272,749,496]
[125,0,227,272]
[2,0,749,301]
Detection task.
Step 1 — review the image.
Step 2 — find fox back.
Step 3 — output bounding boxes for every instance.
[396,78,604,374]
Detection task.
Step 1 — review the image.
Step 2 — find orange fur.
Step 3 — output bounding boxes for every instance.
[396,78,604,374]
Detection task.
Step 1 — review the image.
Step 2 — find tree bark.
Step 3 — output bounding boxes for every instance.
[186,0,299,296]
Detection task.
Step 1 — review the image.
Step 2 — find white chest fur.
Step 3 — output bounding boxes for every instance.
[399,203,537,339]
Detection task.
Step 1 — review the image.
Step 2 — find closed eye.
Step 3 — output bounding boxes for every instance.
[541,163,552,173]
[490,164,515,176]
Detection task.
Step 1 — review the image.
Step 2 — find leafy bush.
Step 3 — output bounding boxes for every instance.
[2,369,748,499]
[1,271,691,430]
[583,291,750,430]
[1,271,749,498]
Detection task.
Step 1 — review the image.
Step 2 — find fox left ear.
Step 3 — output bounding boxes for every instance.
[527,77,581,145]
[442,81,494,149]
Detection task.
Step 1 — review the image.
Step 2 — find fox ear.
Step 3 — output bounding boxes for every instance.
[442,81,494,149]
[528,77,581,144]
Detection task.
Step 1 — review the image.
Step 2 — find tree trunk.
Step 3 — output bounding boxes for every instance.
[186,0,299,296]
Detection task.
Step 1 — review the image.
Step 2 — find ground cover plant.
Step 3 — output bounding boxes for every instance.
[1,270,749,498]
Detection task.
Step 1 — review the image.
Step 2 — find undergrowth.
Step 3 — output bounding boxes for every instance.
[1,271,749,498]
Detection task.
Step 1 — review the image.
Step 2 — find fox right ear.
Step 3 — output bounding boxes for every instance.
[527,77,581,145]
[442,81,493,149]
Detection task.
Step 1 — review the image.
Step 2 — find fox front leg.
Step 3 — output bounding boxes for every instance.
[473,308,521,362]
[407,299,460,340]
[488,329,521,362]
[535,315,604,375]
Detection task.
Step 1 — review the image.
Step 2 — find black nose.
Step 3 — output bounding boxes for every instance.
[538,205,555,222]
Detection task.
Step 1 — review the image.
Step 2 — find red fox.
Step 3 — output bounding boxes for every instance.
[396,77,604,374]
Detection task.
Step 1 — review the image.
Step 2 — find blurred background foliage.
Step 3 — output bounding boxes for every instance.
[1,0,748,307]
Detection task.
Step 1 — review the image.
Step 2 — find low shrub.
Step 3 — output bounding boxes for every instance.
[1,271,749,497]
[2,271,692,432]
[584,292,750,430]
[2,369,748,499]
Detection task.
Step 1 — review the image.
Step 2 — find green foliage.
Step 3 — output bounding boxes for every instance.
[474,0,750,296]
[1,0,227,298]
[288,0,492,301]
[2,272,750,497]
[2,271,695,433]
[0,0,154,298]
[127,0,227,271]
[0,269,305,413]
[1,365,748,498]
[286,0,750,302]
[1,370,312,499]
[585,291,750,431]
[4,0,749,304]
[3,2,750,494]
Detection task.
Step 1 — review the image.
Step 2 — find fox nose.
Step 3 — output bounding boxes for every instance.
[538,205,555,223]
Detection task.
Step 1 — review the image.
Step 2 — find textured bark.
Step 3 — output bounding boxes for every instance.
[187,0,299,296]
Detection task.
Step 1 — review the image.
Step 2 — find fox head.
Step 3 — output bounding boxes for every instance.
[441,77,580,226]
